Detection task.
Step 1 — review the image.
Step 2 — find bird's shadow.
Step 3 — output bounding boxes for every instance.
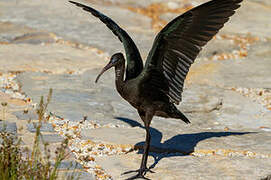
[115,117,253,169]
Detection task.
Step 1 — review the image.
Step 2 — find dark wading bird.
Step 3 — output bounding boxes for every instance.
[69,0,242,179]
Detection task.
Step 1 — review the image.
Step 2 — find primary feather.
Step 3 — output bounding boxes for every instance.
[69,1,143,80]
[69,1,243,178]
[144,0,243,104]
[69,0,242,105]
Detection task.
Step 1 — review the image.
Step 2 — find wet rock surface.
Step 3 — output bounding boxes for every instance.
[1,0,271,179]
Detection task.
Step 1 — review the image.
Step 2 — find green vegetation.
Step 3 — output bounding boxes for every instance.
[0,89,79,180]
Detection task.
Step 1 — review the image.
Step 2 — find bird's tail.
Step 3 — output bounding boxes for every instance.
[170,104,190,124]
[176,110,190,124]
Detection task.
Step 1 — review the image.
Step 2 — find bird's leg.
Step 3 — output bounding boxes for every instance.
[139,123,152,172]
[122,110,155,180]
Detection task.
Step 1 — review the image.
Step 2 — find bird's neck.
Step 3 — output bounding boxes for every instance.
[114,63,125,94]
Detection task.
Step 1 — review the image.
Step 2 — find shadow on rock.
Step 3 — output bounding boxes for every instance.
[115,117,254,169]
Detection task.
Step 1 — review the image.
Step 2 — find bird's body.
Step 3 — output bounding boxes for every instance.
[112,54,189,123]
[69,0,243,179]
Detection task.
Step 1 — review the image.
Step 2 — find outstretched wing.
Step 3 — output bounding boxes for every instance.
[143,0,242,104]
[69,1,143,80]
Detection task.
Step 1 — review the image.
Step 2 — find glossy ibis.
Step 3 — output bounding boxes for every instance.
[69,0,243,179]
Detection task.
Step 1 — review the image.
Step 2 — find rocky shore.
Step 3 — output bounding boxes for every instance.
[1,0,271,179]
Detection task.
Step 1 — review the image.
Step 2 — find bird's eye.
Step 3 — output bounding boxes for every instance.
[111,57,118,64]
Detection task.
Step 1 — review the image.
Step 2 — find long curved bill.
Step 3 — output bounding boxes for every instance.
[95,62,114,83]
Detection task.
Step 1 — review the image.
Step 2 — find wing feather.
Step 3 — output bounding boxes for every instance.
[69,1,143,80]
[143,0,242,104]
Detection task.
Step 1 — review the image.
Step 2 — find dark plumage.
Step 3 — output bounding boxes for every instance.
[69,0,243,179]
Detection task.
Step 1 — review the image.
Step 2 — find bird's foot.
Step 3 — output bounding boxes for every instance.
[122,167,155,180]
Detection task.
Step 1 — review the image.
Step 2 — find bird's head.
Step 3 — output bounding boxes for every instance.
[95,53,124,83]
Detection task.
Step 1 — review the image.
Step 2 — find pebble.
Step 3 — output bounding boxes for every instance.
[1,1,271,177]
[0,73,112,179]
[0,73,29,101]
[210,34,260,61]
[191,149,271,159]
[1,71,271,179]
[232,87,271,110]
[167,2,179,9]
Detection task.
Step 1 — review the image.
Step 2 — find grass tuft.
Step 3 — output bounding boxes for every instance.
[0,89,79,180]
